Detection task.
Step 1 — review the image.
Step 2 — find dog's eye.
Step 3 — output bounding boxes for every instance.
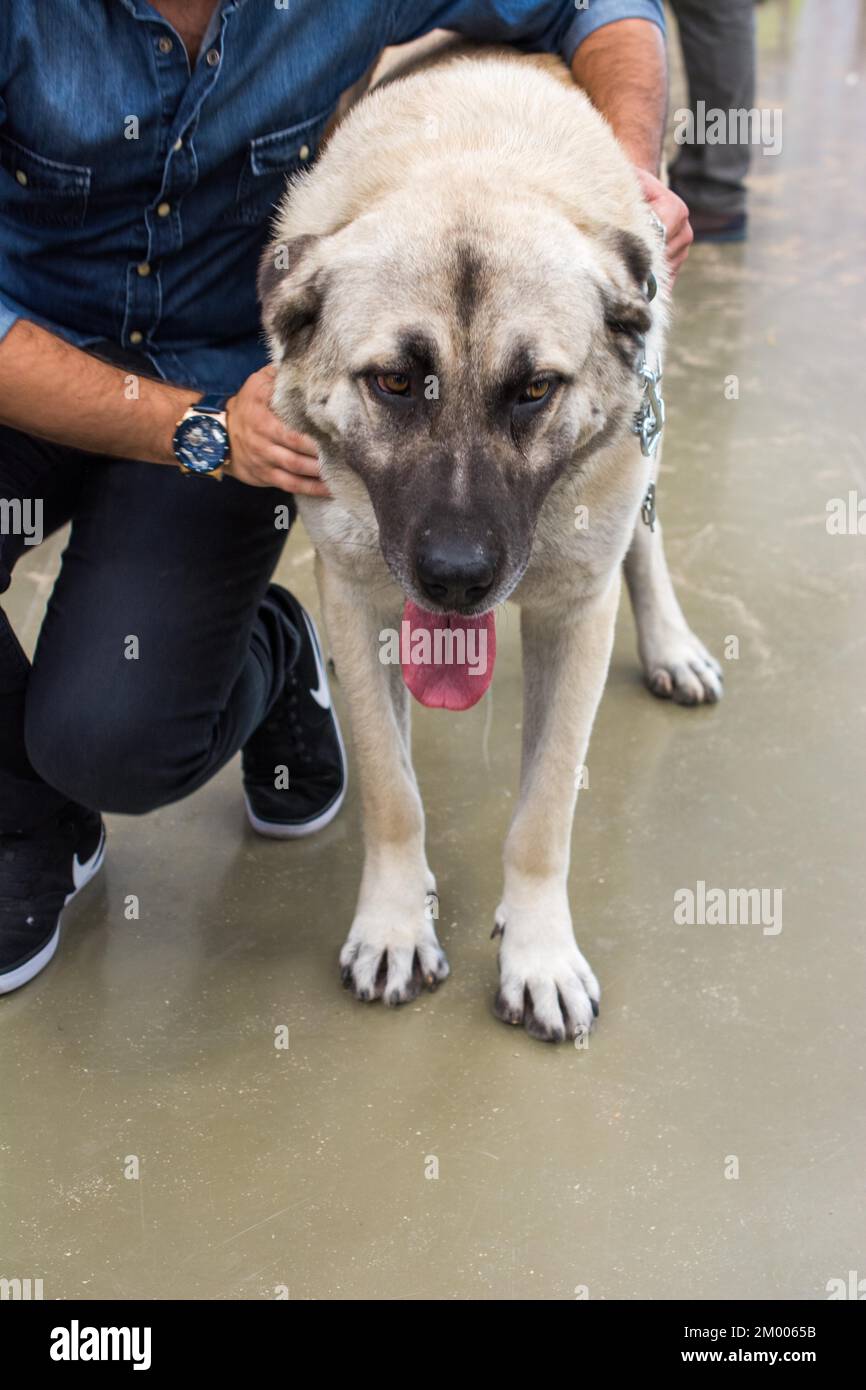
[375,372,411,396]
[519,377,551,403]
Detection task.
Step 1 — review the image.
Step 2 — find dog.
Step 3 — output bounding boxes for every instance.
[258,47,722,1043]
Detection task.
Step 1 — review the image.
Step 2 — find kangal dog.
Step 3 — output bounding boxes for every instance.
[259,49,721,1042]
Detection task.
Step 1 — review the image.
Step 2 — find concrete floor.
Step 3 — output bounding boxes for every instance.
[3,0,865,1300]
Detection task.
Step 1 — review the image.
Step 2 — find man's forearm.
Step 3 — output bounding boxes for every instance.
[0,319,198,465]
[571,18,667,173]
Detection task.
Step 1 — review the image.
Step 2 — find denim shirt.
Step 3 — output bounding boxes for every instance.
[0,0,664,394]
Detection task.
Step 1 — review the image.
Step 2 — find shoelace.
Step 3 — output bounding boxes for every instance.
[260,672,314,768]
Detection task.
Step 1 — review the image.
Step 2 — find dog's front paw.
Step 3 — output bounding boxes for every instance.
[493,908,599,1044]
[641,623,723,706]
[340,892,449,1006]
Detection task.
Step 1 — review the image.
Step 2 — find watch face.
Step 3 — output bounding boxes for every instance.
[173,413,229,474]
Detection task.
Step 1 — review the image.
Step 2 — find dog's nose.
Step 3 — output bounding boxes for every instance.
[416,538,495,609]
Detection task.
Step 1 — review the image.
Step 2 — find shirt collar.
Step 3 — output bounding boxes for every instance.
[115,1,247,20]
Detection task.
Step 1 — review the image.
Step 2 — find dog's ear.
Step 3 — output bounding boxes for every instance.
[258,233,323,353]
[600,227,656,348]
[611,229,656,298]
[601,286,652,341]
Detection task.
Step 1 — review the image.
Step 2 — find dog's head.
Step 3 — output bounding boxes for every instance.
[259,192,659,616]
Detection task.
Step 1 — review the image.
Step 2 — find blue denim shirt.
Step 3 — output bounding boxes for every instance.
[0,0,664,394]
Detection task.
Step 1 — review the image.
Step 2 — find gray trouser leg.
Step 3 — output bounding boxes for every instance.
[669,0,757,216]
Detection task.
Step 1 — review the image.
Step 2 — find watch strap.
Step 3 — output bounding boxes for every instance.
[195,393,229,416]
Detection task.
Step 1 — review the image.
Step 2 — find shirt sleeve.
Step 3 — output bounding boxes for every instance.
[0,82,17,345]
[0,294,20,347]
[389,1,665,63]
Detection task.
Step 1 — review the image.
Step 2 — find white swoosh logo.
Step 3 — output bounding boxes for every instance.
[72,839,101,891]
[303,611,331,711]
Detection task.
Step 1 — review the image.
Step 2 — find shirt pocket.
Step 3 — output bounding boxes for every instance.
[228,107,332,227]
[0,133,91,229]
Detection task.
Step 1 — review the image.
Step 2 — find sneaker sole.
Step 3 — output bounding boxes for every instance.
[244,775,347,839]
[0,824,106,996]
[245,608,349,840]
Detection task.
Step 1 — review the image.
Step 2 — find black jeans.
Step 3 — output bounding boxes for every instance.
[0,418,297,834]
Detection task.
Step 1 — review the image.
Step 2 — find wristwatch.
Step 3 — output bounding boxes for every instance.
[173,394,231,479]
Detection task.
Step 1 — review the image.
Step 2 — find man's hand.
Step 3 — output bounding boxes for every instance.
[226,365,329,496]
[570,19,693,282]
[634,168,693,283]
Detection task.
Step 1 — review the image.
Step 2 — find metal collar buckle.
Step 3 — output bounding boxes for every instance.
[631,348,665,459]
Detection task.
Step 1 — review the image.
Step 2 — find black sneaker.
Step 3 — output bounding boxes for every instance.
[242,586,347,838]
[0,803,106,994]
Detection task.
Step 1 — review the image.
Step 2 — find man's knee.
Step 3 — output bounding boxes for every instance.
[25,695,197,815]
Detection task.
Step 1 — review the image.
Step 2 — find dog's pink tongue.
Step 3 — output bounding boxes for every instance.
[401,601,495,711]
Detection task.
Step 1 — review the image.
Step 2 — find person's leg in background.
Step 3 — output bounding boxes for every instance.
[668,0,757,241]
[1,435,344,993]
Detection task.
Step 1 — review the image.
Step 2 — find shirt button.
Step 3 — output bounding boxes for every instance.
[157,201,171,217]
[129,330,144,345]
[157,36,173,54]
[136,262,151,277]
[205,48,220,66]
[172,137,183,152]
[15,169,28,186]
[298,144,310,161]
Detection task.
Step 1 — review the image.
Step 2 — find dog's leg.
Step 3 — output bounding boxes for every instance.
[386,658,438,908]
[624,477,723,705]
[316,558,448,1004]
[494,581,619,1043]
